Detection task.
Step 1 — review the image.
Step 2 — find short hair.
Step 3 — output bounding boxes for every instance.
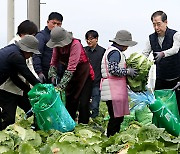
[17,20,38,36]
[48,12,63,22]
[85,30,99,39]
[151,10,167,22]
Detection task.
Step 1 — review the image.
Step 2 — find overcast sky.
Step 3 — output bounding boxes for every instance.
[1,0,180,56]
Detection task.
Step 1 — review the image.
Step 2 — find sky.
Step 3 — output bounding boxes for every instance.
[1,0,180,57]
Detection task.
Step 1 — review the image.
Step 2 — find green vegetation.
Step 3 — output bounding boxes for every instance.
[126,53,153,92]
[0,102,179,154]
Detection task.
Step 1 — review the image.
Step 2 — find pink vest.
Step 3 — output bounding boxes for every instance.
[101,46,129,117]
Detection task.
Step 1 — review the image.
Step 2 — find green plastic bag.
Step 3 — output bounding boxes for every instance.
[149,89,180,137]
[60,90,66,105]
[135,105,153,125]
[154,89,179,118]
[28,84,76,132]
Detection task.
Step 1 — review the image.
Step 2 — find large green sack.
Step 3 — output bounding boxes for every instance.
[28,84,76,132]
[154,89,179,117]
[149,89,180,137]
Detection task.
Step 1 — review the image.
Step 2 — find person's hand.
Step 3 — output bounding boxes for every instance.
[172,82,180,90]
[38,73,46,83]
[51,77,58,86]
[154,52,165,63]
[127,68,138,78]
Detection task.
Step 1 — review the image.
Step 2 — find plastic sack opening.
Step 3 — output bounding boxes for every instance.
[128,88,180,137]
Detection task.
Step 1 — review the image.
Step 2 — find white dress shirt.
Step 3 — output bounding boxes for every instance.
[143,31,180,57]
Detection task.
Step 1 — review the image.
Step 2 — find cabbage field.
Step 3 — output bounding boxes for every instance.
[0,102,179,154]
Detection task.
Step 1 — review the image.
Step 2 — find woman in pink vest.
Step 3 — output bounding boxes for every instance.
[47,27,94,124]
[101,30,138,137]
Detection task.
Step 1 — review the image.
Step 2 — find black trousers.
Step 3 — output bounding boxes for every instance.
[106,100,124,137]
[155,77,180,113]
[66,77,93,124]
[0,90,31,130]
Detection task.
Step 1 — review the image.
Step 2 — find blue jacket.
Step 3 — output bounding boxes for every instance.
[33,26,52,79]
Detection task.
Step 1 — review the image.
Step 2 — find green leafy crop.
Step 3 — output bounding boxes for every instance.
[126,52,153,92]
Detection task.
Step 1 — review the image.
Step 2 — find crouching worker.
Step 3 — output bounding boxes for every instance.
[101,30,138,137]
[47,27,94,124]
[0,35,40,130]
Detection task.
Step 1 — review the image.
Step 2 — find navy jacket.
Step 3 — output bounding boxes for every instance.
[33,26,52,79]
[0,44,40,91]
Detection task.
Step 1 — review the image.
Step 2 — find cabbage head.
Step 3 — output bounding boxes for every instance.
[126,52,153,92]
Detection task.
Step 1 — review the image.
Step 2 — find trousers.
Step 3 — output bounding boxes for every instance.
[106,100,124,137]
[0,90,31,130]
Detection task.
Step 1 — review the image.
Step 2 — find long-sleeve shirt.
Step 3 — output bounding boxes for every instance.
[50,39,94,80]
[143,31,180,57]
[107,44,128,77]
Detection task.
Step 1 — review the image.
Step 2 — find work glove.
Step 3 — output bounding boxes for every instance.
[38,73,46,83]
[56,70,73,90]
[48,66,57,79]
[48,66,59,86]
[51,77,58,86]
[172,82,180,90]
[127,68,138,78]
[153,52,165,63]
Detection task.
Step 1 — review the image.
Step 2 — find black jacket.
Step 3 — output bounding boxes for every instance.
[84,44,105,87]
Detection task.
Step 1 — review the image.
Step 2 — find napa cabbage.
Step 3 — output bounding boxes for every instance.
[126,52,153,92]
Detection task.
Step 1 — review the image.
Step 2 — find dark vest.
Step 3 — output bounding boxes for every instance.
[149,28,180,79]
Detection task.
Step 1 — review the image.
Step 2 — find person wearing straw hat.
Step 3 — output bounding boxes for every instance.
[0,35,40,130]
[101,30,138,137]
[47,27,94,124]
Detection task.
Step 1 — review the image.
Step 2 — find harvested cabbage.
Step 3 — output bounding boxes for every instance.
[126,53,153,92]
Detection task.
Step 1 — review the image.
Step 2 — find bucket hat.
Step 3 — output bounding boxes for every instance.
[109,30,137,47]
[16,35,40,54]
[47,27,73,48]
